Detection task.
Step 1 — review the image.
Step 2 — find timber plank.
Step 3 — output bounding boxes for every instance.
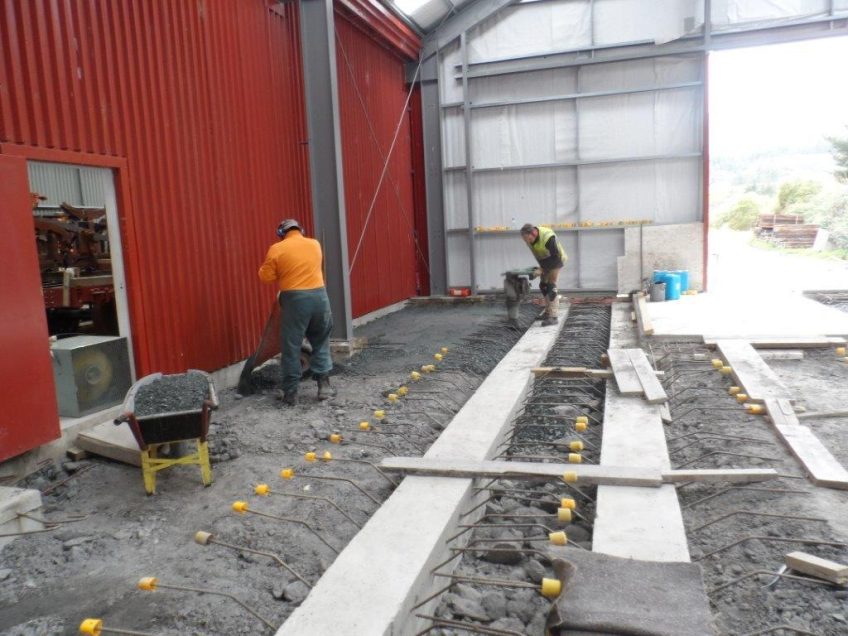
[785,552,848,585]
[626,348,668,404]
[761,399,848,490]
[715,340,791,402]
[633,292,654,336]
[705,337,845,349]
[662,468,779,484]
[379,457,663,487]
[607,349,643,396]
[76,422,141,467]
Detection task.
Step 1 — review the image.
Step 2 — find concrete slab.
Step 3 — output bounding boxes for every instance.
[648,292,848,340]
[593,304,690,563]
[277,311,568,636]
[0,486,43,550]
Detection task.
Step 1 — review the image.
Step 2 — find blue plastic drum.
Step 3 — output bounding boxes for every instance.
[664,273,682,300]
[674,270,689,292]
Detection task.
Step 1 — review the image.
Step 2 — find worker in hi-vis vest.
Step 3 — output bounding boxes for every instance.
[520,223,568,326]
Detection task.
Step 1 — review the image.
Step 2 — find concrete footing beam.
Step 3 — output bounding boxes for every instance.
[277,309,568,635]
[592,303,690,562]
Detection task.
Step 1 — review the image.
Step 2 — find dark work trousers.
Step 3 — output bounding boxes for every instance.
[278,288,334,393]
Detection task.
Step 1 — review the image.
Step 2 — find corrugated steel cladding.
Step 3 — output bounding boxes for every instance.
[0,0,424,374]
[335,12,421,316]
[0,0,312,375]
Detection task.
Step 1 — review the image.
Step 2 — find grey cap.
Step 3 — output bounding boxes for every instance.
[520,223,535,235]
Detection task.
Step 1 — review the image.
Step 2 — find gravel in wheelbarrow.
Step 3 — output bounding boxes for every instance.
[134,371,210,417]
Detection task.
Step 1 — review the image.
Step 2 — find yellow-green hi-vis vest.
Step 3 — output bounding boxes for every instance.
[529,226,567,264]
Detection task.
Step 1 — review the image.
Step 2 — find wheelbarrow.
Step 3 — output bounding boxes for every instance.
[114,370,218,495]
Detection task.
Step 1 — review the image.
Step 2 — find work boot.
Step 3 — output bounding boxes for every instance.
[315,375,336,401]
[282,390,298,406]
[541,316,558,326]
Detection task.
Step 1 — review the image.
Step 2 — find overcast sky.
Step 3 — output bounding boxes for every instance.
[709,36,848,157]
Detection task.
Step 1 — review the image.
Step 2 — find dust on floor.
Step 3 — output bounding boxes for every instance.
[0,301,538,636]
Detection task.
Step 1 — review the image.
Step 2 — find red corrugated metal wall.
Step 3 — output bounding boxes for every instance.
[334,13,421,317]
[0,0,312,375]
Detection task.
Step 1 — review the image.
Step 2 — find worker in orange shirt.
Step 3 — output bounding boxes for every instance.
[259,219,335,406]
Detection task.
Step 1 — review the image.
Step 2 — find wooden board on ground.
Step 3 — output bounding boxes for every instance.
[633,292,654,336]
[662,468,779,484]
[76,421,141,467]
[759,350,804,361]
[532,366,613,379]
[761,398,848,490]
[715,340,791,402]
[772,423,848,490]
[659,403,672,424]
[626,348,668,404]
[704,337,845,349]
[607,349,643,396]
[379,457,664,487]
[785,552,848,585]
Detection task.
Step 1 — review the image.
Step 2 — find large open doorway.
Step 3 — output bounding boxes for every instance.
[708,36,848,295]
[28,161,135,421]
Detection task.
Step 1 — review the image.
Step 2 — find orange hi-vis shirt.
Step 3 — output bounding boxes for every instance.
[258,230,325,292]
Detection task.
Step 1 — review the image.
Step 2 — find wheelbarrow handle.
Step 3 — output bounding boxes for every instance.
[114,412,133,425]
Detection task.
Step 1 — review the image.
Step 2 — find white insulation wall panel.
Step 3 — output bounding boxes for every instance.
[442,107,465,168]
[444,172,468,230]
[471,101,577,169]
[470,67,578,104]
[473,232,583,291]
[580,158,702,224]
[474,169,578,228]
[440,43,463,104]
[468,0,592,63]
[711,0,830,29]
[579,230,625,289]
[447,234,471,287]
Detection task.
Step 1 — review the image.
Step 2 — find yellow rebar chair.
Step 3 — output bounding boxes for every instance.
[115,370,217,495]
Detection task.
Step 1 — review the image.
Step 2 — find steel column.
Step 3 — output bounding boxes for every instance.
[421,55,448,295]
[299,0,353,340]
[461,31,477,293]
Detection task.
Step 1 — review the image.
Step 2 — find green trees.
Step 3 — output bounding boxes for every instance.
[828,129,848,183]
[775,180,821,212]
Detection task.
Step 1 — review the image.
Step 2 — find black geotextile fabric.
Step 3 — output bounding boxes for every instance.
[545,547,715,636]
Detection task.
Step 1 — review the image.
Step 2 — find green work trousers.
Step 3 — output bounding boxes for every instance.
[279,288,334,393]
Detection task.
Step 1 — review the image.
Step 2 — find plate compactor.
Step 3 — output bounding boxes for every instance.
[503,266,539,329]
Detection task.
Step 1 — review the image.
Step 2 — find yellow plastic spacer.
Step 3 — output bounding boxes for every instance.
[421,365,431,373]
[735,393,749,403]
[194,531,213,545]
[388,394,398,403]
[746,404,765,415]
[79,619,103,635]
[397,386,408,396]
[562,471,578,483]
[255,483,270,496]
[719,366,733,375]
[568,453,582,464]
[232,501,249,514]
[434,353,443,361]
[557,507,573,522]
[575,416,588,424]
[541,577,563,599]
[711,359,723,368]
[410,371,421,381]
[305,452,317,462]
[728,386,741,395]
[138,577,158,591]
[575,421,588,433]
[560,497,576,510]
[569,441,584,452]
[374,410,386,420]
[321,451,333,461]
[359,421,371,431]
[280,468,294,480]
[329,433,342,444]
[441,347,449,354]
[837,347,846,357]
[548,531,568,546]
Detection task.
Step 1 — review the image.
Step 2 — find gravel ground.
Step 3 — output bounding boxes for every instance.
[0,301,537,636]
[659,345,848,636]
